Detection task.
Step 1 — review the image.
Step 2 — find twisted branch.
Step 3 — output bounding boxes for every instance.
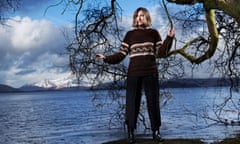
[166,2,219,64]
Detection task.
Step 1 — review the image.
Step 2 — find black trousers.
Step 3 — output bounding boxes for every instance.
[125,75,161,131]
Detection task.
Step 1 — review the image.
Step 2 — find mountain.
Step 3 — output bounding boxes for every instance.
[19,78,90,91]
[1,78,238,92]
[0,84,20,92]
[160,78,236,88]
[161,78,205,88]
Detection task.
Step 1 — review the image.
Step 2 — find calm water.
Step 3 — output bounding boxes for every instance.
[0,87,239,144]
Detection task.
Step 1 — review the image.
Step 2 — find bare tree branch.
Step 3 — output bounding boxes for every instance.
[167,0,240,26]
[0,0,20,24]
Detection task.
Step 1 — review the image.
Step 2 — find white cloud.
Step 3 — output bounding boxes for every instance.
[0,4,217,88]
[0,16,72,87]
[6,16,61,51]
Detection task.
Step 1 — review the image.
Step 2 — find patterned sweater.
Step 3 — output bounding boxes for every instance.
[104,28,173,76]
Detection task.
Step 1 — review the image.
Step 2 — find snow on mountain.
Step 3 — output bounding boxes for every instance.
[22,77,92,90]
[33,79,58,89]
[35,78,78,89]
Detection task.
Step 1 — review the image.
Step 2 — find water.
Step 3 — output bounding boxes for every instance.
[0,87,239,144]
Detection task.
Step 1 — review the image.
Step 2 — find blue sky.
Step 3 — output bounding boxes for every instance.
[0,0,212,88]
[0,0,168,88]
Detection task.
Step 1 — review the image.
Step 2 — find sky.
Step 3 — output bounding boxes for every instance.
[0,0,211,88]
[0,0,171,88]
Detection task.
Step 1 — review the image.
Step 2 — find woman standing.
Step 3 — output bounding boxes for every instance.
[96,7,175,144]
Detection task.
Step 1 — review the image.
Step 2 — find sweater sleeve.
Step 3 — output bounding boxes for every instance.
[104,32,130,64]
[155,31,173,58]
[104,51,126,64]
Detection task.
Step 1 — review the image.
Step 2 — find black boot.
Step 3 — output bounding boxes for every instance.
[152,130,164,142]
[128,128,135,144]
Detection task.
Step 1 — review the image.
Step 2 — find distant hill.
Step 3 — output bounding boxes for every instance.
[92,78,238,89]
[0,78,238,93]
[0,84,20,92]
[160,78,234,88]
[19,84,50,91]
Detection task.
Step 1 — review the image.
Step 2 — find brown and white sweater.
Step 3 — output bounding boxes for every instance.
[104,28,173,76]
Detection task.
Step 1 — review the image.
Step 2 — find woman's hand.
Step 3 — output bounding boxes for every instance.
[96,54,106,60]
[168,28,175,37]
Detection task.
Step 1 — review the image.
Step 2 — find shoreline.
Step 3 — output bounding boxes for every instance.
[103,137,240,144]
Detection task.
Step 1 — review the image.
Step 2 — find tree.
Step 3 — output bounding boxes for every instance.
[0,0,20,24]
[166,0,240,64]
[166,0,240,124]
[167,0,240,25]
[50,0,239,83]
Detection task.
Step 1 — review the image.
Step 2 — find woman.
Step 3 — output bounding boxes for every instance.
[96,7,175,143]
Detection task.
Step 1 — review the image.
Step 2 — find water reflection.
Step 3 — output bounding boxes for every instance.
[0,88,239,144]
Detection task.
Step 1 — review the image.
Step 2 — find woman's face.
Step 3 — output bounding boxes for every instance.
[136,10,147,27]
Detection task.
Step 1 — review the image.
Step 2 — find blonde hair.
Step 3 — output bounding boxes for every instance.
[132,7,152,28]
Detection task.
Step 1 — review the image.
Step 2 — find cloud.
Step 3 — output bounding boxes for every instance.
[8,17,54,51]
[0,16,71,87]
[15,69,36,75]
[0,3,215,87]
